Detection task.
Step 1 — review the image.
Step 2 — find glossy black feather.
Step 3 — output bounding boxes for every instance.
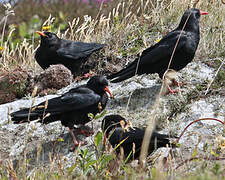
[35,32,105,73]
[102,115,176,159]
[11,76,110,128]
[108,8,205,83]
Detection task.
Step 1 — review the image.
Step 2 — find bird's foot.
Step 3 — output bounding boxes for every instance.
[84,73,92,78]
[75,127,94,137]
[69,141,87,152]
[83,70,95,79]
[172,79,186,87]
[69,128,87,151]
[172,79,180,87]
[167,86,179,94]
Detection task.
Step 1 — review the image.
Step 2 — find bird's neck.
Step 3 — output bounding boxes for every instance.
[178,18,200,33]
[184,25,199,34]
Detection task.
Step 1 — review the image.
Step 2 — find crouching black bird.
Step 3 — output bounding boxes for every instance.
[35,31,105,74]
[11,76,113,151]
[108,8,208,93]
[102,115,176,159]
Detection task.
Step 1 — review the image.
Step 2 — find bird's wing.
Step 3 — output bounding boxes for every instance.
[108,127,144,156]
[56,41,104,60]
[35,87,101,113]
[108,31,189,82]
[139,31,188,65]
[109,127,144,146]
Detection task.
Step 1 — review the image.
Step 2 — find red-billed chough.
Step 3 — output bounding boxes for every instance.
[102,115,176,159]
[11,76,113,151]
[35,31,105,74]
[108,8,208,92]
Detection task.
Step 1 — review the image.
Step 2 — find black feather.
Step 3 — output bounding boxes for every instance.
[102,115,177,159]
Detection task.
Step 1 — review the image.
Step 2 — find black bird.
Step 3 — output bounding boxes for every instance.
[108,8,208,93]
[35,31,105,74]
[102,115,176,159]
[11,76,113,150]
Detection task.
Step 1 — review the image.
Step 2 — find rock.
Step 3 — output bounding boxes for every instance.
[0,61,224,170]
[0,65,73,104]
[27,64,73,95]
[38,64,72,89]
[0,67,30,104]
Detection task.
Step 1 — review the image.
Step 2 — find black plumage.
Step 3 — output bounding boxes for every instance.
[108,8,208,83]
[11,76,113,150]
[102,115,176,159]
[35,31,105,74]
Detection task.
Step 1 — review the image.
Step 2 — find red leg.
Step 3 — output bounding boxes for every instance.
[172,79,187,87]
[69,128,79,151]
[172,79,180,87]
[69,128,87,151]
[74,127,94,137]
[83,73,92,78]
[167,85,179,94]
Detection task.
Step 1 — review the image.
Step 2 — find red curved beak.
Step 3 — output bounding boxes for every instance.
[36,31,47,37]
[104,86,114,99]
[200,10,208,15]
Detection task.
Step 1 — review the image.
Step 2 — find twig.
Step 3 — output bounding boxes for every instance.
[139,11,192,166]
[163,118,224,170]
[176,118,224,143]
[175,156,225,169]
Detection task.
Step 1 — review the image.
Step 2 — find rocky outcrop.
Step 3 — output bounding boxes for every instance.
[0,61,224,170]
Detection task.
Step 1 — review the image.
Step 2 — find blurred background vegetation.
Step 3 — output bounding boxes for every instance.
[0,0,115,46]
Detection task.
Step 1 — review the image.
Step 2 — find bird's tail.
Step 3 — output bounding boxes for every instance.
[93,43,105,51]
[107,60,138,83]
[10,108,40,124]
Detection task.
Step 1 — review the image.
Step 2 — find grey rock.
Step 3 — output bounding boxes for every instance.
[0,61,224,171]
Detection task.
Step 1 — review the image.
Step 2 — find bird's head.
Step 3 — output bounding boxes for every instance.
[178,8,208,32]
[102,115,127,135]
[36,31,60,47]
[87,76,113,98]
